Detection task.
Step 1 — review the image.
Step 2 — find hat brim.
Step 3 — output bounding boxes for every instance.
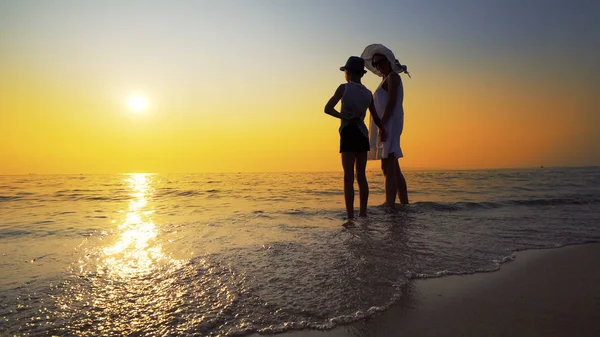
[361,44,403,77]
[340,66,367,74]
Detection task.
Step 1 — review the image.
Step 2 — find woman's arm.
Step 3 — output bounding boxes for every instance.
[369,97,387,142]
[324,84,345,119]
[369,95,387,141]
[368,95,383,129]
[381,72,400,124]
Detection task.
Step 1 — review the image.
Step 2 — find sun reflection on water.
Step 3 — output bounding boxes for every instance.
[101,173,180,277]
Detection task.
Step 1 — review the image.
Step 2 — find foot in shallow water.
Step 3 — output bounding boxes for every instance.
[342,219,356,228]
[378,202,410,212]
[378,202,396,213]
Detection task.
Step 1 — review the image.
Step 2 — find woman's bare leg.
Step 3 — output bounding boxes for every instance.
[381,154,398,208]
[341,153,356,219]
[355,152,368,217]
[395,160,409,204]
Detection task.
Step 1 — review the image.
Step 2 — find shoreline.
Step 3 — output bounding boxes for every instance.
[255,243,600,337]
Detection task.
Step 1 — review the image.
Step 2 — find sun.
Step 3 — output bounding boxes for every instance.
[128,95,148,112]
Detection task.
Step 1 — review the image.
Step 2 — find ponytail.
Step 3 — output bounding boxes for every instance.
[394,59,411,78]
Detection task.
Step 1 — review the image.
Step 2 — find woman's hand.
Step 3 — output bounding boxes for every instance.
[379,128,387,142]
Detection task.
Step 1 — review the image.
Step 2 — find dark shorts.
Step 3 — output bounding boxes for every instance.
[340,124,370,153]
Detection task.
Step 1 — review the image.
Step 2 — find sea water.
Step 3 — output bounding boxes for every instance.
[1,167,599,336]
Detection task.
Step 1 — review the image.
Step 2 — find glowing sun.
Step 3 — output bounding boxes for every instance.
[128,95,148,112]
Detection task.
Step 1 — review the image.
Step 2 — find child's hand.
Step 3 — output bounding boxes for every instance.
[379,128,387,142]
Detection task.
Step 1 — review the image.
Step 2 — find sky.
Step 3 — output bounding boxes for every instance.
[1,0,599,174]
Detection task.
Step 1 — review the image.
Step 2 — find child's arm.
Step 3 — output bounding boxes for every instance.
[324,84,357,121]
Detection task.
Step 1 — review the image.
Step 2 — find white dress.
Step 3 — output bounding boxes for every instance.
[368,75,404,160]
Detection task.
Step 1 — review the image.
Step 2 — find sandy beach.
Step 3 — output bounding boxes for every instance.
[261,244,600,337]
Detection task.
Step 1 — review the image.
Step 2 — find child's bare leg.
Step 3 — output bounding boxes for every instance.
[355,152,368,217]
[341,153,356,219]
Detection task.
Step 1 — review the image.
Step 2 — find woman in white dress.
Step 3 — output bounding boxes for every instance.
[361,44,410,206]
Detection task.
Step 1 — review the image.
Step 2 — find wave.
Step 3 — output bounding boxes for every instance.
[155,189,211,198]
[407,255,516,279]
[52,193,129,201]
[0,227,101,239]
[411,201,499,211]
[508,196,600,206]
[0,229,34,238]
[0,195,22,202]
[411,196,600,212]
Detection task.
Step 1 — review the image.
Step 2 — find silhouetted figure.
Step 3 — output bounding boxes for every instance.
[325,56,385,221]
[362,44,410,206]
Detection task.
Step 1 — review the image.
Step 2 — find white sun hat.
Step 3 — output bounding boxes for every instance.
[361,44,410,78]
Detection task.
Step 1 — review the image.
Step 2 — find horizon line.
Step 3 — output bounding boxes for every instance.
[1,165,598,176]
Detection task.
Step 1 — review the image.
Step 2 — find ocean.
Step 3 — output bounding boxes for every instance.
[1,167,599,336]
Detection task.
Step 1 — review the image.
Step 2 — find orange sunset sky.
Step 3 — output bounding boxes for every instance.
[1,0,599,174]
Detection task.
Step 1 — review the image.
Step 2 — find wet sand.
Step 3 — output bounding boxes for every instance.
[259,243,600,337]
